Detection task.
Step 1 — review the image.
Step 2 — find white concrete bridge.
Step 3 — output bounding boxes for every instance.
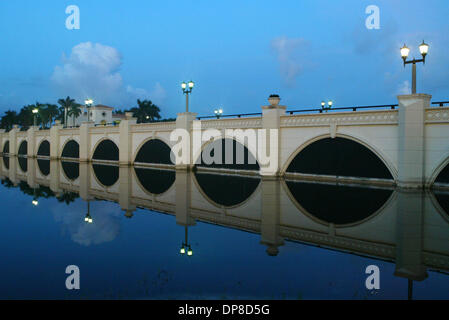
[1,93,449,188]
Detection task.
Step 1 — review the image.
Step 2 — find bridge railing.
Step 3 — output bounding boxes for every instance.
[196,101,449,120]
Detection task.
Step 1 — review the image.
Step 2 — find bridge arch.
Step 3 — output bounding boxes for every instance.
[18,140,27,157]
[92,138,119,161]
[282,133,396,180]
[194,137,260,171]
[134,138,174,165]
[61,140,79,159]
[2,140,9,154]
[193,172,261,208]
[282,179,395,227]
[430,152,449,186]
[37,140,50,157]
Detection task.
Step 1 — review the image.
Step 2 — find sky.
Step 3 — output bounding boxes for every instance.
[0,0,448,118]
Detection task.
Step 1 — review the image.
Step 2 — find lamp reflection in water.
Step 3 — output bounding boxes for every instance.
[180,226,193,256]
[32,187,38,206]
[84,201,93,224]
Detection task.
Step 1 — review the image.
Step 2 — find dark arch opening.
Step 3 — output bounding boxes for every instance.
[286,181,393,225]
[18,141,27,156]
[93,164,119,187]
[194,172,260,207]
[287,137,393,180]
[433,191,449,218]
[3,156,9,169]
[135,139,174,164]
[37,140,50,157]
[37,159,50,176]
[3,141,9,154]
[134,168,175,194]
[62,161,79,180]
[93,139,119,161]
[61,140,79,158]
[195,138,259,171]
[18,157,27,172]
[435,161,449,185]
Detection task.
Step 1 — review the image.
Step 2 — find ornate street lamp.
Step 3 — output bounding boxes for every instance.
[400,41,429,94]
[179,226,193,257]
[85,99,94,121]
[181,81,194,112]
[32,108,38,127]
[320,100,333,112]
[214,108,223,119]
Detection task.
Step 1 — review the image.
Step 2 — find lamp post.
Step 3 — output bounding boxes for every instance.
[32,188,38,206]
[84,201,93,224]
[85,99,94,121]
[179,226,193,256]
[214,108,223,119]
[32,108,38,127]
[320,100,333,112]
[400,41,429,94]
[181,81,194,112]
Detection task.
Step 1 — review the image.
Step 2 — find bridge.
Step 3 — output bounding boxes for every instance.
[1,93,449,189]
[1,157,449,283]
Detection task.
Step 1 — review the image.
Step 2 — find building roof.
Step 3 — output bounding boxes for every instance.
[112,113,127,119]
[92,104,114,110]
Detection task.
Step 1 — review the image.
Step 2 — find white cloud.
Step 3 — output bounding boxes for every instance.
[271,36,307,86]
[51,42,166,107]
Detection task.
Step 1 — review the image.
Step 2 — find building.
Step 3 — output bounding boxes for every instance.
[67,104,126,126]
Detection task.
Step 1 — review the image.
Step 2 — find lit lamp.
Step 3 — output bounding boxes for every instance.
[320,100,333,113]
[179,226,193,257]
[400,41,430,94]
[32,199,38,206]
[32,108,38,127]
[84,201,93,223]
[181,80,195,112]
[214,108,223,119]
[85,99,94,121]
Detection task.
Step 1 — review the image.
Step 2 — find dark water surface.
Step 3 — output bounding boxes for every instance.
[0,156,449,299]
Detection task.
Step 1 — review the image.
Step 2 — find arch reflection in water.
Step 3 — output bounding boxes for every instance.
[62,161,79,181]
[433,191,449,219]
[194,172,260,207]
[18,157,27,172]
[3,156,9,169]
[134,167,175,194]
[286,180,393,225]
[93,164,119,187]
[37,159,50,176]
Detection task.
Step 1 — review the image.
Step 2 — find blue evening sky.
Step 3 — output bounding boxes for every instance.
[0,0,447,118]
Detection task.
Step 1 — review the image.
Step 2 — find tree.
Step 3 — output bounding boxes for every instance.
[130,99,161,123]
[45,104,60,128]
[58,96,76,127]
[0,110,18,131]
[67,104,82,127]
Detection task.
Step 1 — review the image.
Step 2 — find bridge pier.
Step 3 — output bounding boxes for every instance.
[27,126,38,158]
[175,112,197,171]
[397,94,431,189]
[79,121,94,162]
[49,120,62,160]
[119,113,137,166]
[8,125,19,157]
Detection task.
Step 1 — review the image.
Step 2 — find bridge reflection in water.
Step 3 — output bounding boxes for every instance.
[1,155,449,299]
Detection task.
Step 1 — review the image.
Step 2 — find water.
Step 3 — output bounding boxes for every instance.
[0,156,449,299]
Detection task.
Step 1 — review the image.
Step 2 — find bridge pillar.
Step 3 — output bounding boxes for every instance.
[394,190,428,281]
[27,126,38,158]
[49,160,61,194]
[397,94,431,188]
[27,158,37,188]
[118,165,136,217]
[0,129,5,154]
[79,121,94,162]
[175,112,197,170]
[50,121,62,160]
[8,125,19,156]
[175,170,195,226]
[119,112,137,166]
[260,96,286,176]
[260,176,284,256]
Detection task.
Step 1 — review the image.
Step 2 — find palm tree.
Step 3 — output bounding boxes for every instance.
[0,110,18,131]
[58,96,76,127]
[131,99,161,123]
[67,104,82,127]
[45,104,59,128]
